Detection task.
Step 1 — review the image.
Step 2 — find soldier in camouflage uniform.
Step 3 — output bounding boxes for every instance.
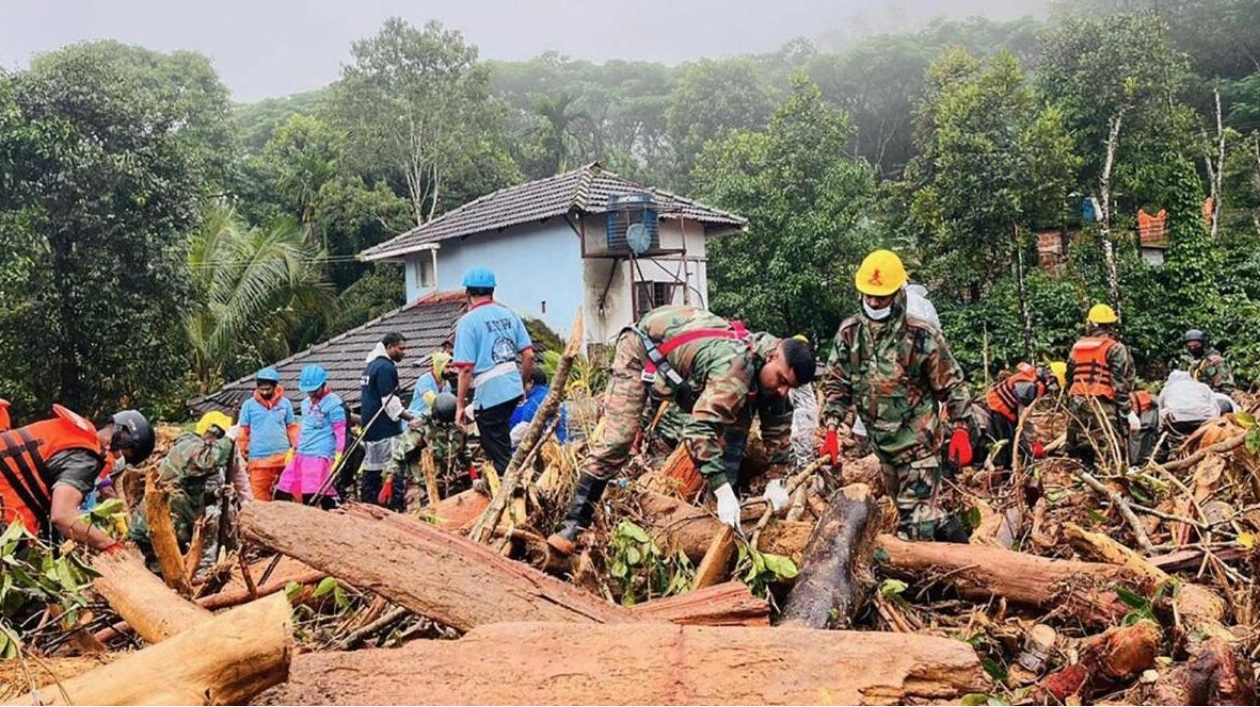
[379,392,473,507]
[128,412,234,568]
[546,305,817,555]
[1184,329,1235,396]
[1065,304,1137,469]
[820,250,974,542]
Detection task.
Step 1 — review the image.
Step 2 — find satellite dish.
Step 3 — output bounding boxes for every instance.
[625,222,652,256]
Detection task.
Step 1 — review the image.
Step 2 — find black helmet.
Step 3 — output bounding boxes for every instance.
[432,392,457,423]
[111,409,155,465]
[1185,329,1207,344]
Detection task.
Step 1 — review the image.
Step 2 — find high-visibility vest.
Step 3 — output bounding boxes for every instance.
[1069,337,1118,399]
[986,366,1045,422]
[0,405,103,538]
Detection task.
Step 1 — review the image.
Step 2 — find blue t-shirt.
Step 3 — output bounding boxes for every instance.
[238,395,295,459]
[454,302,532,410]
[510,384,568,444]
[360,356,401,442]
[408,372,451,415]
[297,392,346,458]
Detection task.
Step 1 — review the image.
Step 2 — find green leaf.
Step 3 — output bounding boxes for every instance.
[609,560,628,579]
[880,579,909,597]
[284,581,301,599]
[1115,586,1149,610]
[1245,428,1260,457]
[333,584,349,609]
[1086,509,1108,525]
[625,546,642,566]
[618,522,651,544]
[960,694,990,706]
[762,553,798,580]
[1234,412,1256,429]
[313,577,338,598]
[873,547,889,563]
[981,657,1008,683]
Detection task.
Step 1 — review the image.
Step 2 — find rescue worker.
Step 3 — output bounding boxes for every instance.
[452,267,534,476]
[1184,330,1235,395]
[510,368,568,448]
[360,332,422,509]
[1128,388,1160,466]
[409,351,453,416]
[820,249,974,542]
[1158,370,1219,440]
[0,407,154,551]
[788,335,820,470]
[1065,304,1137,469]
[236,367,298,502]
[128,411,234,566]
[547,305,816,555]
[984,362,1062,469]
[276,364,346,507]
[379,392,474,505]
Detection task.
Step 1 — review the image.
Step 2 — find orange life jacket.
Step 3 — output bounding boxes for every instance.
[0,405,103,538]
[1133,390,1154,416]
[986,365,1045,422]
[0,399,10,432]
[1069,337,1118,399]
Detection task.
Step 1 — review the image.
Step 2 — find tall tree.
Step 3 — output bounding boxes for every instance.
[667,58,775,188]
[333,18,518,226]
[258,114,344,236]
[531,92,593,174]
[693,74,878,341]
[0,43,230,416]
[904,49,1078,357]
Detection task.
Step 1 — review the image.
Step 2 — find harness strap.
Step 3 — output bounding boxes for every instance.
[0,430,52,531]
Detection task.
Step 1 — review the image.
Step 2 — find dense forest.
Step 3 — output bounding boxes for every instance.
[2,0,1260,419]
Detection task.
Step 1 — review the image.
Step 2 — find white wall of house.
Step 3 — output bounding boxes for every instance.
[403,220,585,337]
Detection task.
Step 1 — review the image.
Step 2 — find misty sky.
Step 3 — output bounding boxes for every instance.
[2,0,1045,102]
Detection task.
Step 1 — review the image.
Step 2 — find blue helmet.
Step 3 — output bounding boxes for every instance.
[255,366,281,384]
[298,364,328,393]
[462,267,496,289]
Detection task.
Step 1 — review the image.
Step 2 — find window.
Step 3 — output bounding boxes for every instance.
[634,281,678,319]
[416,256,436,289]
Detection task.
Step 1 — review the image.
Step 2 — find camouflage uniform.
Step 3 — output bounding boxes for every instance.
[1188,349,1235,395]
[383,416,472,499]
[1065,329,1136,468]
[128,432,233,562]
[589,305,792,487]
[821,290,972,539]
[646,391,794,487]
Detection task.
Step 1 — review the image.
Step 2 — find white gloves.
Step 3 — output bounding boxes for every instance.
[714,483,741,530]
[1128,411,1142,432]
[763,478,789,511]
[225,424,242,441]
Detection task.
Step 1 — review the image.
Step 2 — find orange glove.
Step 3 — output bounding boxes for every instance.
[948,428,973,468]
[466,464,479,480]
[1031,440,1046,459]
[377,476,394,506]
[820,428,840,464]
[103,541,125,556]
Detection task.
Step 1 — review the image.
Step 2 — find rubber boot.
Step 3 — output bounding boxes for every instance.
[934,515,970,544]
[547,473,609,556]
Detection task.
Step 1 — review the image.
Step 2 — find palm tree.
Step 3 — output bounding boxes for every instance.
[185,202,332,393]
[532,93,593,174]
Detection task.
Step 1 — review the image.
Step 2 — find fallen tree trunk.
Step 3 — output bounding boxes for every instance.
[0,657,115,702]
[4,594,291,706]
[779,484,879,629]
[259,621,985,705]
[240,501,635,631]
[1035,620,1161,702]
[874,535,1136,628]
[142,469,194,596]
[91,548,211,643]
[1162,432,1247,472]
[630,582,769,626]
[633,487,813,563]
[1151,639,1256,705]
[691,526,737,589]
[429,488,489,531]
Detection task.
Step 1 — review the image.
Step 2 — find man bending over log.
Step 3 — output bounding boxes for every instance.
[546,305,817,556]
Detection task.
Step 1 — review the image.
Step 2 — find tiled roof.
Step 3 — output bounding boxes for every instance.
[360,162,746,261]
[187,292,467,416]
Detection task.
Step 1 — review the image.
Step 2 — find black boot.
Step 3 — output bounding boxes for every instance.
[935,515,971,544]
[547,473,609,555]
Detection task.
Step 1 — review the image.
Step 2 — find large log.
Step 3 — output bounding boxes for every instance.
[630,582,770,627]
[142,469,194,596]
[3,594,291,706]
[874,535,1136,628]
[240,500,635,631]
[258,621,985,705]
[1035,620,1161,702]
[91,548,211,643]
[779,484,879,629]
[0,657,114,702]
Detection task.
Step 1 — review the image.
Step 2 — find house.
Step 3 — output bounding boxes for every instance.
[187,292,466,415]
[358,162,747,348]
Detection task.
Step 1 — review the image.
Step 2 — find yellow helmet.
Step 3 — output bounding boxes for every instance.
[1087,303,1118,325]
[1048,361,1067,389]
[855,249,908,296]
[792,334,809,343]
[196,410,233,437]
[430,351,451,380]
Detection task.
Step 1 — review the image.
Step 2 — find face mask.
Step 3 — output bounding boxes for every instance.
[259,390,275,400]
[111,453,127,475]
[863,302,892,321]
[1189,346,1204,359]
